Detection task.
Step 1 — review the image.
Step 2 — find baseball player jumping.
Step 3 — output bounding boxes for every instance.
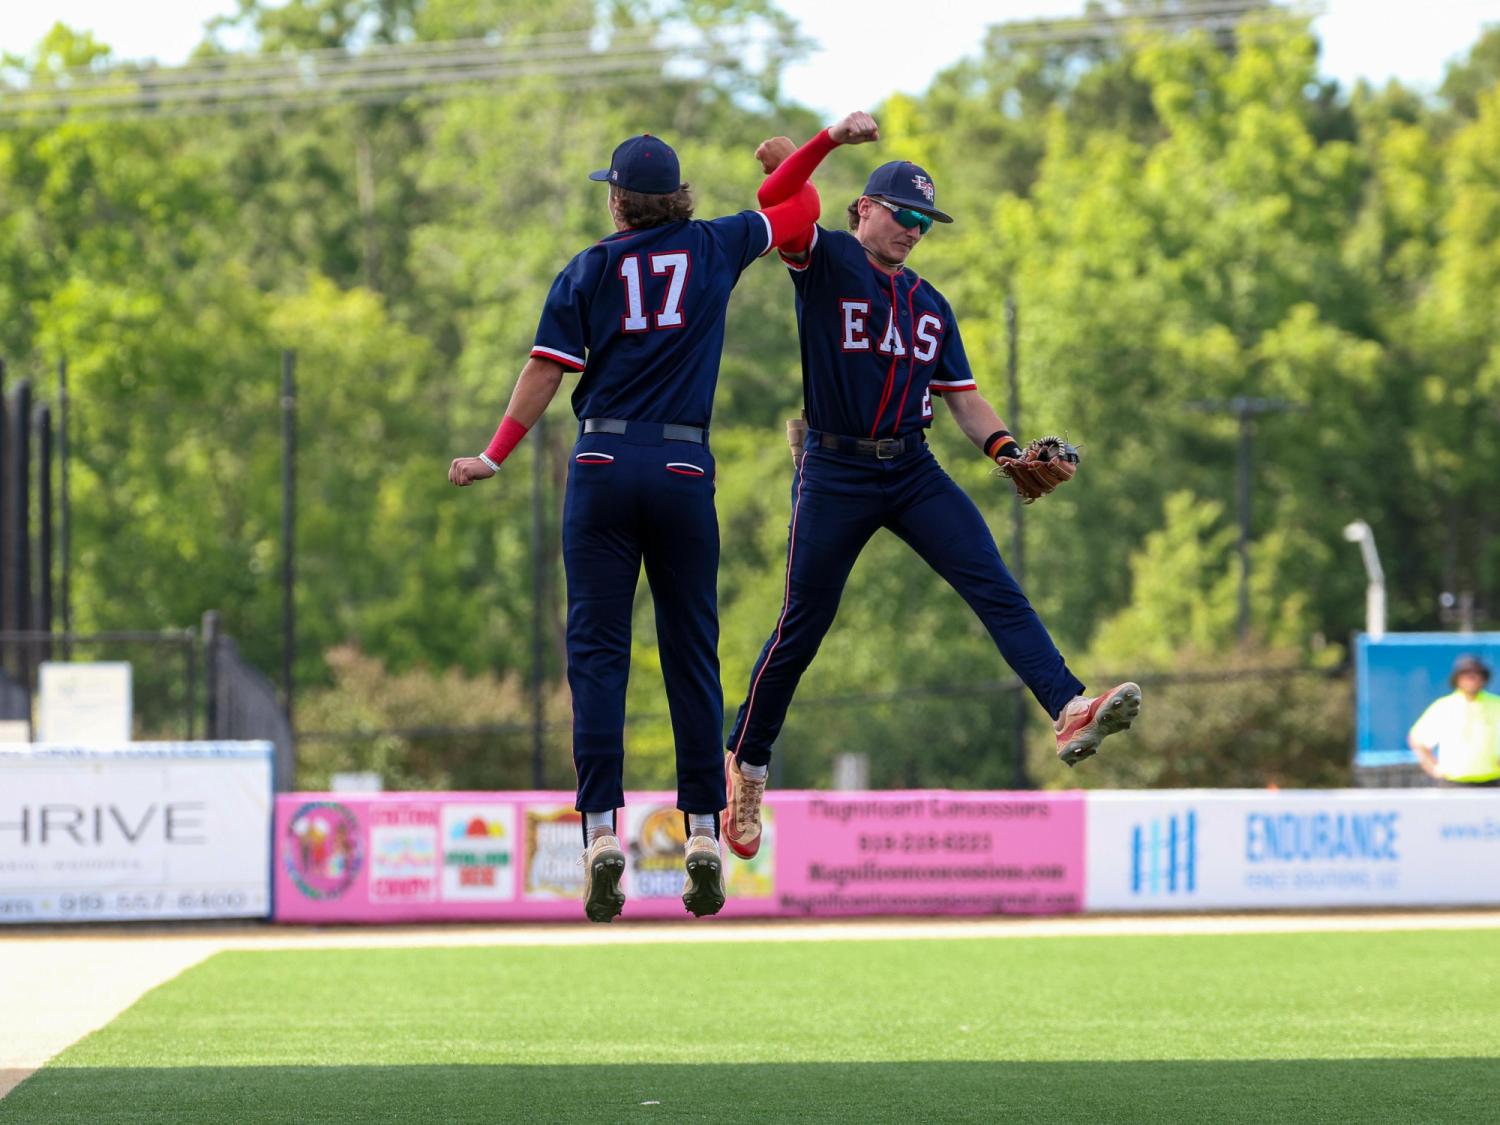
[449,124,869,921]
[721,118,1142,861]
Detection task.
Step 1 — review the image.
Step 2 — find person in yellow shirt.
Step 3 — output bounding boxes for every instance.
[1407,655,1500,787]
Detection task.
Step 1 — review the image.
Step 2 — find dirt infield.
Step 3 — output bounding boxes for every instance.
[5,908,1500,1100]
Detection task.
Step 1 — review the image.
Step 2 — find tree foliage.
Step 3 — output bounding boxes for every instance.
[3,6,1498,788]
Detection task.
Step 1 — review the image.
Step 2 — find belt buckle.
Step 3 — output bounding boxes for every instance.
[874,438,900,460]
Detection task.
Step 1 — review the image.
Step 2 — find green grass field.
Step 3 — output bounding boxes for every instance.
[5,928,1499,1123]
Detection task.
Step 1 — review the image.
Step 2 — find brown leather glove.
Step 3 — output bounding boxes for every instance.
[997,436,1080,504]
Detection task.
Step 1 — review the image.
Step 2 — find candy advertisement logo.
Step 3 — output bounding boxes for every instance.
[284,801,362,901]
[441,804,516,902]
[627,805,686,898]
[524,805,584,900]
[369,806,438,904]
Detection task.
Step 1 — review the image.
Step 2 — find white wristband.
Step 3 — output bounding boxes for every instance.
[478,452,501,473]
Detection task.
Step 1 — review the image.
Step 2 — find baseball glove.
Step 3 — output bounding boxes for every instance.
[997,435,1080,504]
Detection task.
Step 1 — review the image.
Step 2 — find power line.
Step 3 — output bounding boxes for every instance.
[0,27,779,127]
[991,1,1323,46]
[0,4,1318,128]
[3,47,696,117]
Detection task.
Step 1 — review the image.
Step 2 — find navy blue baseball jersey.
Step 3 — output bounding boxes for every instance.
[784,225,977,439]
[531,212,773,426]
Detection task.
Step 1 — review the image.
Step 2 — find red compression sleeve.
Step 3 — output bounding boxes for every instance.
[762,183,820,248]
[757,128,839,207]
[483,416,529,466]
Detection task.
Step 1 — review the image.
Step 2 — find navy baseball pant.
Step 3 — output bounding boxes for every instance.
[726,440,1086,767]
[563,426,726,814]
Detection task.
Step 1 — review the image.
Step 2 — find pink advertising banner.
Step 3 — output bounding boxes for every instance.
[273,790,1084,924]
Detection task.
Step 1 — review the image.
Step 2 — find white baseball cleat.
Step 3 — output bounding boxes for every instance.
[581,834,626,923]
[681,834,726,917]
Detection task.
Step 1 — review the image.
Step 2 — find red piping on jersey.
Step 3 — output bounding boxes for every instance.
[732,458,809,759]
[888,278,923,436]
[868,272,901,439]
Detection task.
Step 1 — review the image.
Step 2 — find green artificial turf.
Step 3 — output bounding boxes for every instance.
[5,929,1499,1123]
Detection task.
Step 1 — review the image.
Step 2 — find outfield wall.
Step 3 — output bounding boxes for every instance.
[272,788,1500,923]
[5,763,1495,925]
[273,791,1085,922]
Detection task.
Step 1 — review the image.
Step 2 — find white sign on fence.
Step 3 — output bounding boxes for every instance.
[37,662,133,744]
[1086,789,1500,911]
[0,742,273,923]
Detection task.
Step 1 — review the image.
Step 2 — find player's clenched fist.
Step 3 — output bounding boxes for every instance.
[448,456,496,486]
[755,136,796,174]
[828,110,878,146]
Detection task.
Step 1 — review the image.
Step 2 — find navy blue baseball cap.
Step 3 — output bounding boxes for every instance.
[863,160,953,223]
[589,134,682,195]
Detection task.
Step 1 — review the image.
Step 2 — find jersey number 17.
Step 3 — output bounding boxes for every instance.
[619,252,690,333]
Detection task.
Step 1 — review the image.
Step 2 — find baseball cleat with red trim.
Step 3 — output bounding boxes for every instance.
[723,753,767,859]
[1054,682,1142,767]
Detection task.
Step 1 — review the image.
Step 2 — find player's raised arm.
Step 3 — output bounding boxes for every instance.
[447,356,566,486]
[754,111,879,260]
[755,111,879,206]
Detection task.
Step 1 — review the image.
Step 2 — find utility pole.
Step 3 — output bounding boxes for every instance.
[281,350,297,726]
[1186,395,1301,641]
[1005,295,1030,789]
[530,415,547,788]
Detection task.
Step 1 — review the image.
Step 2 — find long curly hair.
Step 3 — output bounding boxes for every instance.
[610,183,694,228]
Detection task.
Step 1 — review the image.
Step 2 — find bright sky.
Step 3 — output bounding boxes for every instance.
[2,1,1496,113]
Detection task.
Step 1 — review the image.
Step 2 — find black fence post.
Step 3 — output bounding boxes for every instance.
[34,400,53,671]
[58,358,70,657]
[184,628,197,740]
[3,380,32,687]
[203,610,221,739]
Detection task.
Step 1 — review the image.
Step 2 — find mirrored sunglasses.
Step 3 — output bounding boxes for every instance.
[870,196,934,234]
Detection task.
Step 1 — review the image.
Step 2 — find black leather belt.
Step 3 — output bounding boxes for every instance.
[808,429,925,460]
[582,417,706,444]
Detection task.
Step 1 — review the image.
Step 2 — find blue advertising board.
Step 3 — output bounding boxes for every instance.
[1355,633,1500,767]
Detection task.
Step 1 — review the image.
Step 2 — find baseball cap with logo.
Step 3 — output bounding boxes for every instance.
[589,134,682,195]
[863,160,953,223]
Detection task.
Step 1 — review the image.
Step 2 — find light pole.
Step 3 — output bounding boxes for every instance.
[1187,396,1301,641]
[1342,520,1386,640]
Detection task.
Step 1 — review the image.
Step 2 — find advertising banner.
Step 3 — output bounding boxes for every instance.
[0,743,274,923]
[1086,789,1500,911]
[772,793,1084,916]
[273,790,1085,923]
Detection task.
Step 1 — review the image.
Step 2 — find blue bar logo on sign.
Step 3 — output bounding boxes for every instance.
[1130,810,1197,896]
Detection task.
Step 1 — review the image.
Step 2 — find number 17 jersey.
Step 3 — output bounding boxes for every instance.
[531,212,773,426]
